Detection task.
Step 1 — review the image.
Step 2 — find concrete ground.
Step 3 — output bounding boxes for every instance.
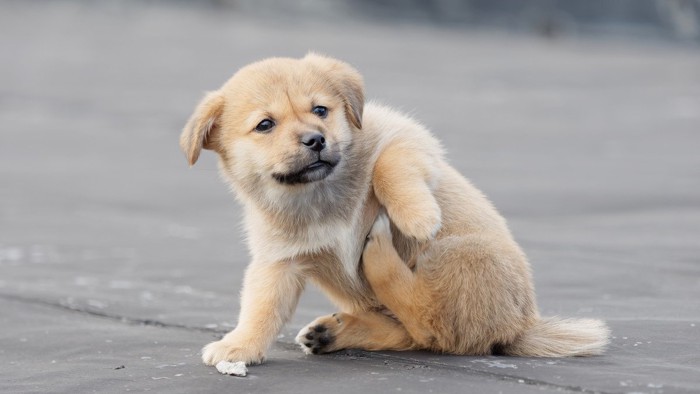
[1,2,699,393]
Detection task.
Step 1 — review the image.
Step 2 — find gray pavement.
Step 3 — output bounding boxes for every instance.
[1,2,699,393]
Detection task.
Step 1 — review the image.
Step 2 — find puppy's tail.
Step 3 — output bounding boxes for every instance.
[502,317,610,357]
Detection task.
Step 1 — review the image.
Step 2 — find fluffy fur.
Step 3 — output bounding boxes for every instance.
[179,54,610,367]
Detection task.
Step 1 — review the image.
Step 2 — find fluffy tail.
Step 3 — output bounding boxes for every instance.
[503,317,610,357]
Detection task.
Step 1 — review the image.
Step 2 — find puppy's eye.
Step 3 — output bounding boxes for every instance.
[255,119,275,133]
[312,106,328,118]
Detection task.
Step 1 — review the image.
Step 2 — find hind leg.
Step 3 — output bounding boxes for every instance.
[362,213,437,348]
[365,217,539,355]
[295,311,415,354]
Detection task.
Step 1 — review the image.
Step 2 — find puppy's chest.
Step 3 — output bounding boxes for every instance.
[295,222,364,278]
[252,219,362,272]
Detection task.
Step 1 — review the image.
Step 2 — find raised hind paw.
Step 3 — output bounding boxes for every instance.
[367,212,392,242]
[363,212,396,268]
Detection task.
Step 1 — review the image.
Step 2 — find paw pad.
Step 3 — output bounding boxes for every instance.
[299,324,334,354]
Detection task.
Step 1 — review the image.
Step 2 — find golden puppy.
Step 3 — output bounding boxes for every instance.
[180,53,609,367]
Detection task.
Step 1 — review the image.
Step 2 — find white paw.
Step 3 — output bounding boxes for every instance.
[201,339,264,366]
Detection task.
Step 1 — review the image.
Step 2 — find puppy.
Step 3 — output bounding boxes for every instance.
[180,53,609,367]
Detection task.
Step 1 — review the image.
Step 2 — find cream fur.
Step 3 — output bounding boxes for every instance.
[180,54,610,367]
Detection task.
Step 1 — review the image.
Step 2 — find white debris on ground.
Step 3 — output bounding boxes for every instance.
[215,361,247,377]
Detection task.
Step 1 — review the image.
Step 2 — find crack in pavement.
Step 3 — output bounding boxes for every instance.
[338,350,621,394]
[0,292,223,334]
[0,292,620,394]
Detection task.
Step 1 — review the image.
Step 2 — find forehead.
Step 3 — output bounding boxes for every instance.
[223,59,340,113]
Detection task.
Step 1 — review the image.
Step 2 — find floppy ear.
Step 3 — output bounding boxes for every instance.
[304,53,364,129]
[180,91,225,166]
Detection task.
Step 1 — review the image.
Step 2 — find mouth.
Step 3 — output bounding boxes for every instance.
[272,159,338,185]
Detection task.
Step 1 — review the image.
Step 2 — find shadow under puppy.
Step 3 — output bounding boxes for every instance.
[180,53,609,367]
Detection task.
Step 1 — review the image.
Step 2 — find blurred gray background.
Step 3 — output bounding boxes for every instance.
[1,1,699,393]
[225,0,700,41]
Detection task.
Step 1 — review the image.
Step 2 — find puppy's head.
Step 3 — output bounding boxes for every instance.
[180,54,364,196]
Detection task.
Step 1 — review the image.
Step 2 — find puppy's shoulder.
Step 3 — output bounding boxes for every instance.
[362,101,444,160]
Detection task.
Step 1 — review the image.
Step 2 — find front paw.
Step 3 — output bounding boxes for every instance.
[201,339,265,366]
[295,313,343,355]
[387,201,441,241]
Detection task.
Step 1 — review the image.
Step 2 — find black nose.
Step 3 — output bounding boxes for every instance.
[301,132,326,152]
